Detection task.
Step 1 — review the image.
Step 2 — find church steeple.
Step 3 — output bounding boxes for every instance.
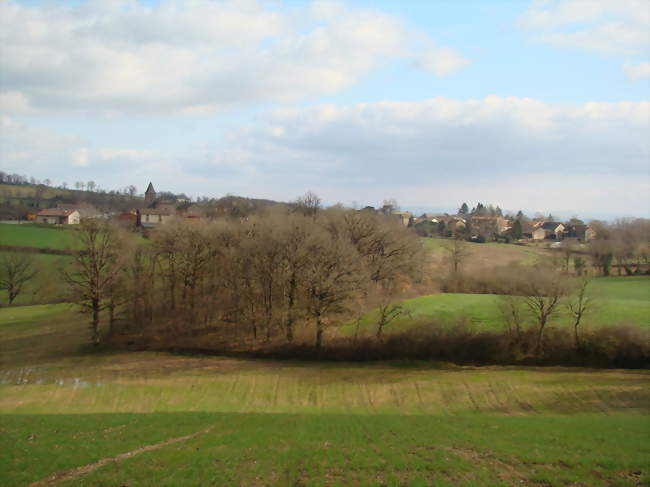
[144,182,156,206]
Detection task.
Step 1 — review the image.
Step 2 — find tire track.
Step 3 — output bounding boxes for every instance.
[27,427,213,487]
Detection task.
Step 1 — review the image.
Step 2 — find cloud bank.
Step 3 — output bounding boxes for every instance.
[2,97,648,215]
[0,0,468,116]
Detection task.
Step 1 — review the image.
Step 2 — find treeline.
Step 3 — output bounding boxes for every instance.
[62,208,423,349]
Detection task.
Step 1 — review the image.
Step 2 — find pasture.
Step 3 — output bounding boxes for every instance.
[421,238,549,268]
[0,223,79,250]
[342,277,650,338]
[1,304,649,486]
[0,252,72,306]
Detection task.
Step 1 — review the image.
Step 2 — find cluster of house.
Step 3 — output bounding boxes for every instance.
[394,212,596,242]
[34,182,203,228]
[33,183,596,243]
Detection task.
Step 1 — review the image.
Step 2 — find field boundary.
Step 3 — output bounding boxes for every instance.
[0,245,76,256]
[26,426,213,487]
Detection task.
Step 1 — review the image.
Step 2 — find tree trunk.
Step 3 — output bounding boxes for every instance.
[285,274,296,342]
[91,297,100,346]
[108,299,115,337]
[535,316,547,356]
[315,316,323,351]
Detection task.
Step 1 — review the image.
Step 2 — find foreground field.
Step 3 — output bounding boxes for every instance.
[343,277,650,337]
[1,304,648,486]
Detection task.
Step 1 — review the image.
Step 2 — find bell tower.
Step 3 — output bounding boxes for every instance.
[144,182,156,206]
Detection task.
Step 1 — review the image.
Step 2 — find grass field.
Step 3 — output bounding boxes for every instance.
[0,223,79,250]
[342,277,650,337]
[421,237,549,268]
[0,304,649,486]
[0,252,72,306]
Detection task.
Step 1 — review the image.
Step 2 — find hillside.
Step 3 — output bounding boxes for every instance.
[0,183,144,220]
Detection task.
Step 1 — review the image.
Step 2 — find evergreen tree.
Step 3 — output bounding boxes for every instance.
[458,202,469,215]
[496,206,503,217]
[511,220,523,240]
[516,210,525,221]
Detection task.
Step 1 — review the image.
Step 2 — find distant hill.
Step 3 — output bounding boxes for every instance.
[0,183,144,220]
[0,182,287,221]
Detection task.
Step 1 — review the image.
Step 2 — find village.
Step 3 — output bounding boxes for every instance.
[26,181,599,246]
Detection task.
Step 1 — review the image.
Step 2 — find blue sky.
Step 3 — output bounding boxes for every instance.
[1,0,648,218]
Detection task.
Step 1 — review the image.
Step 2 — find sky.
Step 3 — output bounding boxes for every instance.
[0,0,649,219]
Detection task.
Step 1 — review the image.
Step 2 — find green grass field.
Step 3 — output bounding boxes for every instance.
[0,252,72,306]
[342,277,650,337]
[0,223,79,250]
[0,304,649,486]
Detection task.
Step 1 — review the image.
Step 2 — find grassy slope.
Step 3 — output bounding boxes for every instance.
[0,304,649,486]
[342,277,650,337]
[421,237,549,267]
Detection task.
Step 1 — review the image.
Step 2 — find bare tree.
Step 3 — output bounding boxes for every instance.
[497,294,526,342]
[294,191,322,218]
[520,268,569,355]
[0,253,37,305]
[559,240,576,274]
[61,220,124,345]
[566,277,593,348]
[302,231,364,351]
[443,237,469,290]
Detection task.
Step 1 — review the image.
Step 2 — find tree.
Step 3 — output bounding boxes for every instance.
[573,256,586,276]
[589,239,613,276]
[520,268,569,355]
[458,203,469,215]
[566,278,593,348]
[497,294,526,344]
[444,237,469,283]
[87,180,96,192]
[61,220,125,345]
[302,230,364,351]
[0,254,37,305]
[294,191,322,218]
[560,240,576,274]
[380,199,399,216]
[511,220,523,240]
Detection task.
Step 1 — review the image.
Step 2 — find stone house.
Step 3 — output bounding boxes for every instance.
[35,209,80,225]
[564,224,596,242]
[533,222,565,240]
[532,227,546,240]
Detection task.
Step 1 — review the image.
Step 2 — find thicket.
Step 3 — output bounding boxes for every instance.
[64,208,424,350]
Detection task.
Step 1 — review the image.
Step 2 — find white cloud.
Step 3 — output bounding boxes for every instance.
[0,91,32,113]
[2,97,648,215]
[418,47,470,77]
[624,62,650,81]
[0,0,468,116]
[521,0,649,55]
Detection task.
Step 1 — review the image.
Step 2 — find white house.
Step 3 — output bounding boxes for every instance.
[35,209,80,225]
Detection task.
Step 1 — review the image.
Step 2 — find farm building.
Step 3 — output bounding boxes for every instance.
[35,209,80,225]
